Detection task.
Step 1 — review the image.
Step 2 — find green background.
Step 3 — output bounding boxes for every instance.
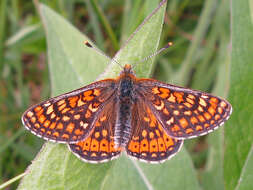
[0,0,252,189]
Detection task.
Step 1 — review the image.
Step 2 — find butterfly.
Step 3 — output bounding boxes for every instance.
[22,59,232,164]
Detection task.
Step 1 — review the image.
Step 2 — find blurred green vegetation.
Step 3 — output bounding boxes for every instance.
[0,0,246,189]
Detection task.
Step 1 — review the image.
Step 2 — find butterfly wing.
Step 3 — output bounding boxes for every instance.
[136,79,232,139]
[68,98,122,163]
[22,79,116,143]
[126,98,183,163]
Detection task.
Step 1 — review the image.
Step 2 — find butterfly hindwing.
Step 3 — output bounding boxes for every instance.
[126,99,183,163]
[68,98,122,163]
[22,80,116,143]
[137,79,232,139]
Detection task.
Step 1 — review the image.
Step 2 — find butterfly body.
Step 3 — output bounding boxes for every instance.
[115,75,135,148]
[22,64,232,163]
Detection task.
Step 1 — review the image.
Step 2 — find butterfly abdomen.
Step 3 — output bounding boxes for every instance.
[114,77,135,148]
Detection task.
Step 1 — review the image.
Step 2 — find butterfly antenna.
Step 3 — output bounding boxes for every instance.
[84,41,123,69]
[132,42,173,69]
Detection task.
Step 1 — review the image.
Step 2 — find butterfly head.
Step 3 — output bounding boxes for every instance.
[119,64,136,77]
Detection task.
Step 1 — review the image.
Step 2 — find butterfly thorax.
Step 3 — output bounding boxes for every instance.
[114,68,136,148]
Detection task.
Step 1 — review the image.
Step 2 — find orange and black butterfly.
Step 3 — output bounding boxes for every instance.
[22,52,232,163]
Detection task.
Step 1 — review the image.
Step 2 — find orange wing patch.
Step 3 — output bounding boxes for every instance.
[146,83,232,139]
[126,102,183,163]
[68,109,122,163]
[67,94,122,163]
[127,122,183,163]
[22,82,116,143]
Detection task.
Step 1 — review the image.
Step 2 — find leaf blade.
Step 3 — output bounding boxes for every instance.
[224,0,253,189]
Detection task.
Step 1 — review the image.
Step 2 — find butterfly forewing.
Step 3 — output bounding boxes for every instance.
[22,80,116,143]
[126,98,183,163]
[68,98,122,163]
[137,79,232,139]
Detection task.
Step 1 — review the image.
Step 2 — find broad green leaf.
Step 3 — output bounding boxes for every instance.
[224,0,253,189]
[104,0,168,79]
[235,146,253,190]
[120,0,160,44]
[137,148,200,190]
[120,0,143,44]
[102,155,148,189]
[42,6,108,95]
[103,148,200,190]
[201,46,230,190]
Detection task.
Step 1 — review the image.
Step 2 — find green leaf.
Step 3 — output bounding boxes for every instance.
[41,5,108,95]
[5,24,41,47]
[103,148,200,190]
[201,48,230,190]
[120,0,160,44]
[235,146,253,190]
[224,0,253,189]
[106,0,168,79]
